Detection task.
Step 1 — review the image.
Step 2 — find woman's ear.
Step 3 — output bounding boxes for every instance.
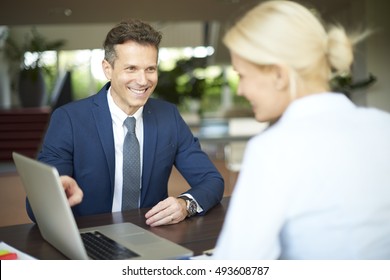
[274,64,289,91]
[102,59,112,80]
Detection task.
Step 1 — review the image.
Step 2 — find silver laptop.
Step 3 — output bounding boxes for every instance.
[12,152,193,260]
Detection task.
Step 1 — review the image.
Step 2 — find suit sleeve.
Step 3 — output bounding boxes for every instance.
[172,107,225,214]
[26,107,75,222]
[36,107,75,175]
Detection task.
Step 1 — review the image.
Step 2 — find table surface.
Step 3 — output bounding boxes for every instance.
[0,197,230,259]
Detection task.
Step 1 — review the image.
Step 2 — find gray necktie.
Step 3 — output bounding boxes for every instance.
[122,117,140,211]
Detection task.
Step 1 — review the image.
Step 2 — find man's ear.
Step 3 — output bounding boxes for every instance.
[274,64,289,91]
[102,59,112,80]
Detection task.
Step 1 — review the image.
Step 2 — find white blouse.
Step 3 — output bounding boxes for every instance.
[213,93,390,259]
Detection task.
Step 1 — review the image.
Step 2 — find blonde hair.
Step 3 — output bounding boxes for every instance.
[223,0,369,95]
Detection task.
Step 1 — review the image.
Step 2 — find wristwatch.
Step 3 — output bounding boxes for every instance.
[180,196,197,217]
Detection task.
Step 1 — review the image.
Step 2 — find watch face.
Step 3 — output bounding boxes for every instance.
[187,200,197,217]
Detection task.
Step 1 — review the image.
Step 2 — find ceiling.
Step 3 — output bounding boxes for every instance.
[0,0,258,26]
[0,0,349,26]
[0,0,352,64]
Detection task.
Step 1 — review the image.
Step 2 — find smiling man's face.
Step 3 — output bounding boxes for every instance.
[103,40,158,115]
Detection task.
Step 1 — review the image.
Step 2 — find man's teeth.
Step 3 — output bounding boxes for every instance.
[130,88,146,94]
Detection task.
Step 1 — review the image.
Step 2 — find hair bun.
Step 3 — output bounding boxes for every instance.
[327,25,354,76]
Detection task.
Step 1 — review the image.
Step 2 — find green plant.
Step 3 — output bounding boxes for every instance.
[154,57,208,105]
[5,28,66,106]
[330,72,377,98]
[5,27,65,71]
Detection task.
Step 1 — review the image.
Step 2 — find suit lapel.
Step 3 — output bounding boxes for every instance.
[141,102,158,204]
[92,84,116,194]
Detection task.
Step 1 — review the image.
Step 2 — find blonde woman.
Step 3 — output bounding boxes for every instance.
[213,0,390,259]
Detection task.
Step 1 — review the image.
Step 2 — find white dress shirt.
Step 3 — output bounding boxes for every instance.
[106,88,144,212]
[213,93,390,259]
[107,88,203,214]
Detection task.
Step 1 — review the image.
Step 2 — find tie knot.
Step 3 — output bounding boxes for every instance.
[124,117,136,134]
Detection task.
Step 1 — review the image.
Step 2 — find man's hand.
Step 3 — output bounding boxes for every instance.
[145,197,187,227]
[60,175,83,207]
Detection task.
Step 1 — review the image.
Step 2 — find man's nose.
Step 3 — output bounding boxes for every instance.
[136,71,147,85]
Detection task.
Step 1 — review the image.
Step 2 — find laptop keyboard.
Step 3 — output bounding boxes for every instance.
[81,231,139,260]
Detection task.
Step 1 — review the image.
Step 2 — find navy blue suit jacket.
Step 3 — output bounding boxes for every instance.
[26,83,224,220]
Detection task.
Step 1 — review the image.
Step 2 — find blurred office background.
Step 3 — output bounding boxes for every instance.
[0,0,389,226]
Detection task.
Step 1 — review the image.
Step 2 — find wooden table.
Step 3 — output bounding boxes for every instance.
[0,197,230,259]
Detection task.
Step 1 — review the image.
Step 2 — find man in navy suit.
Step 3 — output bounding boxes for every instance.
[27,19,224,227]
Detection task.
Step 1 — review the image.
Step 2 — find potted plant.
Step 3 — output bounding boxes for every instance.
[5,28,65,107]
[154,57,208,114]
[330,72,377,99]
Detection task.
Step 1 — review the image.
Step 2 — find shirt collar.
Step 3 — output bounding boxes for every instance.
[106,87,144,127]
